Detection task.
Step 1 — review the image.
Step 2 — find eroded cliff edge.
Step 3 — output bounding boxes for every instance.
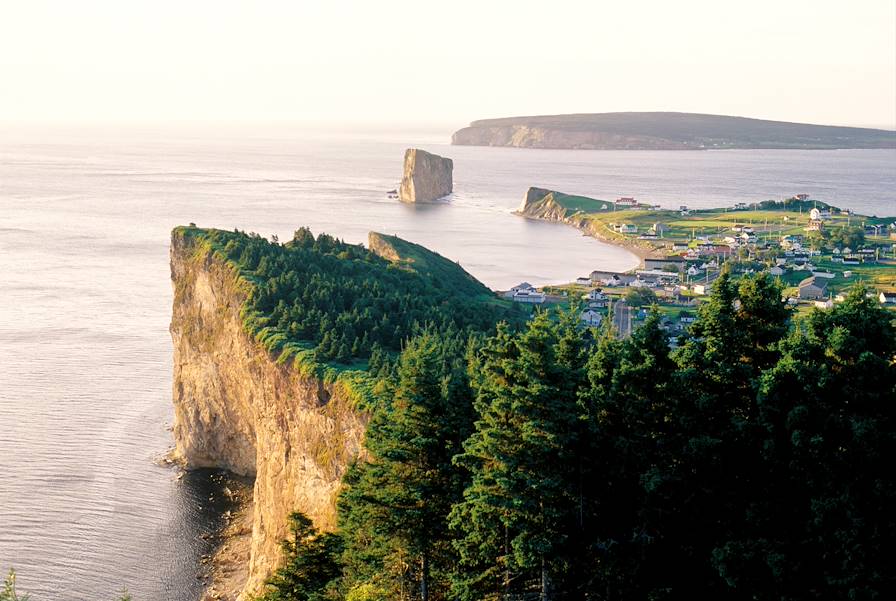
[170,230,367,598]
[516,187,652,262]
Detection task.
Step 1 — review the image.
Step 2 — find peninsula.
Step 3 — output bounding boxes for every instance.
[452,112,896,150]
[517,186,896,301]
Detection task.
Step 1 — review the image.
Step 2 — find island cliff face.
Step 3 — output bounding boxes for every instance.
[399,148,453,202]
[170,232,367,598]
[452,112,896,150]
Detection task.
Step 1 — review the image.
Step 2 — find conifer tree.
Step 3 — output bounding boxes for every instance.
[339,333,472,600]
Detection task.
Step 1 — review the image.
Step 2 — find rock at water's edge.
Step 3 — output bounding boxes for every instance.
[399,149,453,203]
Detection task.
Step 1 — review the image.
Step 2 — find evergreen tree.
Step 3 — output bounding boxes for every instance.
[339,333,473,600]
[451,312,583,600]
[257,512,343,601]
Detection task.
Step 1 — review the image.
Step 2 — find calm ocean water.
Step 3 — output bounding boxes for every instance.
[0,124,893,600]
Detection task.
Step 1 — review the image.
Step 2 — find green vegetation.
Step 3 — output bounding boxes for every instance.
[623,286,658,307]
[257,269,896,600]
[544,191,610,214]
[177,226,522,380]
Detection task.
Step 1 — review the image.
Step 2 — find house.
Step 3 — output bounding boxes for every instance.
[580,309,603,326]
[586,289,607,302]
[798,276,828,300]
[617,224,638,234]
[507,282,545,304]
[575,277,591,286]
[644,256,686,271]
[734,202,748,210]
[815,299,834,310]
[616,197,637,207]
[671,242,689,251]
[693,283,712,295]
[794,193,810,201]
[506,282,535,296]
[679,311,696,324]
[806,219,824,232]
[590,271,637,287]
[687,265,701,276]
[809,208,823,221]
[652,223,668,236]
[769,266,785,276]
[880,292,896,304]
[511,288,545,304]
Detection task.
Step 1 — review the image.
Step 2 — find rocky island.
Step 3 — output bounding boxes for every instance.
[399,148,453,202]
[452,112,896,150]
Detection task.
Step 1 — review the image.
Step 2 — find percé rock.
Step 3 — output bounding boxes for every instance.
[399,148,453,202]
[452,112,896,150]
[169,231,367,599]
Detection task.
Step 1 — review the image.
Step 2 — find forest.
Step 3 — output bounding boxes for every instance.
[194,227,523,364]
[257,271,896,601]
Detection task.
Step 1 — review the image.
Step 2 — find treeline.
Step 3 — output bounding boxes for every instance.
[201,228,520,363]
[258,273,896,600]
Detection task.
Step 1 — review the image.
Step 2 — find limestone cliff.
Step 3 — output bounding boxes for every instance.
[170,231,367,598]
[516,187,652,262]
[452,112,896,150]
[399,148,453,202]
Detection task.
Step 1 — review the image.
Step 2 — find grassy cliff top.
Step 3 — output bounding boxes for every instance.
[174,226,520,386]
[459,112,896,149]
[367,232,493,300]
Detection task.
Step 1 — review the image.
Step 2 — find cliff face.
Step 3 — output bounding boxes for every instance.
[517,187,572,220]
[170,232,367,598]
[453,125,679,150]
[399,148,453,202]
[452,112,896,150]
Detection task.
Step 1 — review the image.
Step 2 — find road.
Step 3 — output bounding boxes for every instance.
[613,299,632,339]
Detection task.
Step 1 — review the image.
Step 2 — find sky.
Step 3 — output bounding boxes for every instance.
[1,0,894,130]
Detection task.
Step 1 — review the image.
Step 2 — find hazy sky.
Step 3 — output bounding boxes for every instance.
[1,0,894,129]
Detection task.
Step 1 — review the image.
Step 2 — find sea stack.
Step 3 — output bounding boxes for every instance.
[399,148,453,203]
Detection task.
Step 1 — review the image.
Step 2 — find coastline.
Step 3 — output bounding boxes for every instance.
[514,210,656,269]
[200,487,253,601]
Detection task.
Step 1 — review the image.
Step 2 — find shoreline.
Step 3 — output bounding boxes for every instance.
[200,486,253,601]
[514,211,657,268]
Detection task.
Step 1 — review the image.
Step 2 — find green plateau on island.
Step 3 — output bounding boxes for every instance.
[167,223,894,601]
[452,112,896,150]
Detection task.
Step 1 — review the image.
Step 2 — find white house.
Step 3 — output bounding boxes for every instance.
[580,309,603,326]
[586,289,607,302]
[809,207,822,221]
[512,288,545,304]
[617,224,638,234]
[507,282,545,304]
[693,283,712,295]
[575,277,591,286]
[880,291,896,305]
[687,265,701,276]
[505,282,535,297]
[770,266,785,276]
[815,299,834,310]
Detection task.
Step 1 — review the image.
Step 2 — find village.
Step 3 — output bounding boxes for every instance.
[504,194,896,339]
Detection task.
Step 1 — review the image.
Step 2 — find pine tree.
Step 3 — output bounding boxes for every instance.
[451,313,582,600]
[339,333,472,600]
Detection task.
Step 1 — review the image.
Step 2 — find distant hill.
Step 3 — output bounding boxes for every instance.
[451,112,896,150]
